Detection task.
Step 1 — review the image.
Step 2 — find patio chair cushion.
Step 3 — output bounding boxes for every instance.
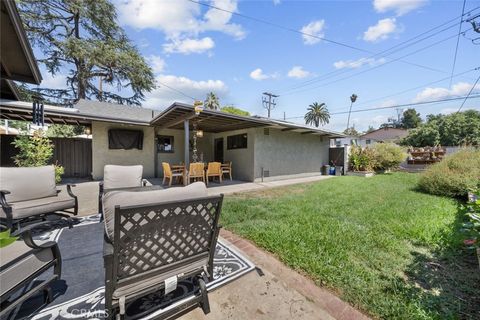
[0,240,54,295]
[0,194,76,220]
[103,165,143,190]
[112,253,209,300]
[0,166,57,203]
[102,182,208,241]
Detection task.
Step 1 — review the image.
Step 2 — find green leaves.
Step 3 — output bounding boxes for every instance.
[304,102,330,127]
[0,229,18,248]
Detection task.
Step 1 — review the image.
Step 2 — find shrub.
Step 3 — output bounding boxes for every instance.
[349,145,376,171]
[418,149,480,198]
[372,143,406,171]
[12,130,64,183]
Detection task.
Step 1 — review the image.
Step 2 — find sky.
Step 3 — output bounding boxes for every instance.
[40,0,480,132]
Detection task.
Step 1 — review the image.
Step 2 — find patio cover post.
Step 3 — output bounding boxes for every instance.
[184,119,190,169]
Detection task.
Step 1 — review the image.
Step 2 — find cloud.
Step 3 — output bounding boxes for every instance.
[250,68,277,81]
[273,0,281,5]
[146,55,166,74]
[363,18,399,42]
[40,71,67,89]
[373,0,427,16]
[163,37,215,55]
[287,66,311,79]
[300,20,325,45]
[144,74,228,108]
[333,57,386,69]
[413,82,480,103]
[117,0,245,40]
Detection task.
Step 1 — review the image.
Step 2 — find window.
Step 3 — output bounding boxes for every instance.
[157,135,174,153]
[227,133,247,150]
[366,139,371,145]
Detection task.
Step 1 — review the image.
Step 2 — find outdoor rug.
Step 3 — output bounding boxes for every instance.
[9,214,255,320]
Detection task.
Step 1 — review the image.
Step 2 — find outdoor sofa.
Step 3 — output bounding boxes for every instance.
[0,220,62,318]
[98,165,148,216]
[102,182,223,319]
[0,165,77,229]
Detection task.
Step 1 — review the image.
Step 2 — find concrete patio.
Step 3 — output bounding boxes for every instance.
[58,175,368,320]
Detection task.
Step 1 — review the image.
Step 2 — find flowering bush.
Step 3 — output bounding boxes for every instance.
[349,146,376,172]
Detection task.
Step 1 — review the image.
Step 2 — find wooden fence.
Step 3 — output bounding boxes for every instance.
[0,135,92,178]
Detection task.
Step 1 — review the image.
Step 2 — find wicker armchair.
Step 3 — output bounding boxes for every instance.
[162,162,185,186]
[102,182,223,319]
[221,161,232,181]
[188,162,206,184]
[206,162,222,185]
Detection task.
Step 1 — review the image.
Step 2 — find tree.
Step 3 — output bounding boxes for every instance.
[343,126,360,136]
[304,102,330,127]
[18,0,155,105]
[221,106,250,116]
[12,130,64,182]
[401,110,480,147]
[204,92,220,110]
[401,108,422,129]
[46,124,85,137]
[365,125,376,133]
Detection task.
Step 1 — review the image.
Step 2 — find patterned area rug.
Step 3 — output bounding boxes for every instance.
[10,215,254,320]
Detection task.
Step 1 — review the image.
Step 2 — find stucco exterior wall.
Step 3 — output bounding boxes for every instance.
[212,128,256,181]
[254,128,330,180]
[91,121,155,179]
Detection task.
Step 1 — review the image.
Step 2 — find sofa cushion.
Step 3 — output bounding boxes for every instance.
[0,240,54,295]
[0,166,56,203]
[0,194,76,220]
[103,182,208,241]
[103,165,143,190]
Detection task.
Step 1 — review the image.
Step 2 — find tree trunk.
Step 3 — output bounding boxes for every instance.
[73,11,86,101]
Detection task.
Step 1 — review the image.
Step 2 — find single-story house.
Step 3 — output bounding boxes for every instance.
[331,127,408,148]
[0,99,344,181]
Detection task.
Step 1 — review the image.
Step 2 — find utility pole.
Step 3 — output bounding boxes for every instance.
[262,92,278,118]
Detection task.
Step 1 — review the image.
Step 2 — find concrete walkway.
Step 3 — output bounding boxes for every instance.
[59,175,368,319]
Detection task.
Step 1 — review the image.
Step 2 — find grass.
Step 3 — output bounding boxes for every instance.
[220,173,480,319]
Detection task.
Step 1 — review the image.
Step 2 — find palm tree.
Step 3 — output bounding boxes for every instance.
[304,102,330,127]
[204,92,220,110]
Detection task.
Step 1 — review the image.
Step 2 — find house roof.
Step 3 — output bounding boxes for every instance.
[0,0,42,85]
[0,99,345,137]
[360,127,408,140]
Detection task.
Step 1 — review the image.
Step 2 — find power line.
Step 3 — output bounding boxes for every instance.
[187,0,458,74]
[284,94,480,119]
[449,0,467,87]
[281,30,469,96]
[276,6,479,94]
[156,80,197,101]
[457,73,480,112]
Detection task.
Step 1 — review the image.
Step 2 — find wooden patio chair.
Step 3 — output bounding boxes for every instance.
[188,162,206,184]
[0,220,62,319]
[221,161,232,181]
[102,182,223,319]
[162,162,184,187]
[206,162,222,185]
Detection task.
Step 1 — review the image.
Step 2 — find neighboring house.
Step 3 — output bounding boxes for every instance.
[359,128,408,146]
[331,128,408,147]
[0,99,344,181]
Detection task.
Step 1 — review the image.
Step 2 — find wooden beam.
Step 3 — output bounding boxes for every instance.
[156,111,196,130]
[281,128,296,131]
[301,131,315,135]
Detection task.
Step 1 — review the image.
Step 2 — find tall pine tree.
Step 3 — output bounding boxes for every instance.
[18,0,155,105]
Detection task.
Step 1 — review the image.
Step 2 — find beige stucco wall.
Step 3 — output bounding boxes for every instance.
[253,128,330,180]
[91,121,155,179]
[212,128,256,181]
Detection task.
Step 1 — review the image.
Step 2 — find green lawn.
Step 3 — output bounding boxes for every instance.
[221,173,480,319]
